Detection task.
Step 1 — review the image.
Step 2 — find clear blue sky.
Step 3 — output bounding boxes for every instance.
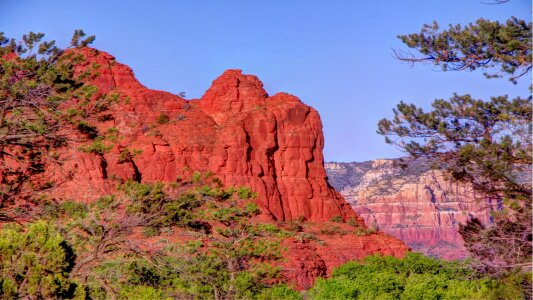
[3,0,531,162]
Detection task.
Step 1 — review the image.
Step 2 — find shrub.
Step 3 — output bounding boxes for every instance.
[78,137,113,154]
[76,121,98,139]
[347,217,359,227]
[330,216,343,223]
[245,202,261,215]
[286,221,303,233]
[157,113,169,124]
[142,226,160,237]
[354,226,378,236]
[0,221,78,299]
[256,284,302,300]
[320,226,348,236]
[309,253,522,299]
[295,232,323,244]
[237,186,257,199]
[191,171,202,183]
[118,285,166,300]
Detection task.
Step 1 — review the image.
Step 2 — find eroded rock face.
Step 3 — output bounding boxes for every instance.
[48,48,357,223]
[38,48,409,288]
[325,159,497,259]
[281,222,408,289]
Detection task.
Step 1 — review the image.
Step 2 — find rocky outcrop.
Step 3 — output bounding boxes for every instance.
[326,159,498,259]
[36,48,409,287]
[282,226,407,289]
[47,47,357,223]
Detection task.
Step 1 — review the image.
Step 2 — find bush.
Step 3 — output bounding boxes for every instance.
[286,221,303,233]
[157,113,169,124]
[256,284,302,300]
[347,217,359,227]
[330,216,343,223]
[237,186,256,199]
[0,221,78,299]
[245,202,261,215]
[118,285,166,300]
[353,226,378,236]
[320,226,348,236]
[78,137,113,154]
[308,253,521,299]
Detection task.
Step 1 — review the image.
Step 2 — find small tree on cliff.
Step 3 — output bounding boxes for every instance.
[379,13,532,276]
[0,30,110,209]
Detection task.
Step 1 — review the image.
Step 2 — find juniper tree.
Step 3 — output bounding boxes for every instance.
[34,176,290,299]
[0,221,80,299]
[393,17,531,83]
[0,30,111,208]
[380,14,532,277]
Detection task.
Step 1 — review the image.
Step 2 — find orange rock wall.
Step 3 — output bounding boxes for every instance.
[48,48,356,223]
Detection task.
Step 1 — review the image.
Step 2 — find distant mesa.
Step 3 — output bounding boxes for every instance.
[325,158,497,259]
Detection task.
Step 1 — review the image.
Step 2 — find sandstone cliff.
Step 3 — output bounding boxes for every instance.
[35,48,408,288]
[325,158,498,259]
[48,48,359,223]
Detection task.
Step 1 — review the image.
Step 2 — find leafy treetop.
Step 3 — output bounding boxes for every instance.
[0,30,116,207]
[394,17,531,83]
[377,93,531,199]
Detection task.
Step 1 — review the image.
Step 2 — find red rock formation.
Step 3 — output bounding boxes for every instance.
[48,48,357,223]
[281,222,408,289]
[36,48,409,288]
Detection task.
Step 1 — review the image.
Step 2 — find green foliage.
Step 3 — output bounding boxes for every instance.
[310,277,360,300]
[237,186,257,199]
[353,227,377,236]
[309,253,522,299]
[70,29,95,48]
[117,147,142,162]
[141,226,160,237]
[256,284,303,300]
[0,221,78,299]
[295,232,323,244]
[329,216,343,223]
[385,8,532,278]
[249,223,292,239]
[118,285,166,300]
[347,217,359,227]
[41,201,88,220]
[285,219,304,233]
[395,17,531,83]
[119,181,204,228]
[106,126,118,134]
[191,171,202,183]
[378,94,531,200]
[25,178,296,299]
[245,202,261,215]
[0,30,114,207]
[78,136,113,154]
[319,225,347,236]
[157,113,169,124]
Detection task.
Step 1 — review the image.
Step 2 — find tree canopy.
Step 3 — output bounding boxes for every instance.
[0,30,107,207]
[394,17,531,83]
[377,94,531,199]
[381,12,532,282]
[309,253,526,299]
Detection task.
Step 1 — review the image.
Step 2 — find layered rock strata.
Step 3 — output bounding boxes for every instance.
[325,159,497,259]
